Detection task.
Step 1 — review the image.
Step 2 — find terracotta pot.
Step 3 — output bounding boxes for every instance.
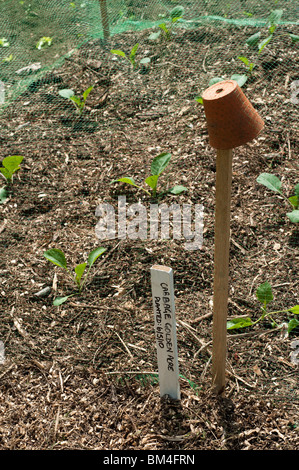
[202,80,264,149]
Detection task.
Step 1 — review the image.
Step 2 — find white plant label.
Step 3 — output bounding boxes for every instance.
[150,265,180,400]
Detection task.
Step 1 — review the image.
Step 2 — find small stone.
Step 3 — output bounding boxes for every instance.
[34,286,51,298]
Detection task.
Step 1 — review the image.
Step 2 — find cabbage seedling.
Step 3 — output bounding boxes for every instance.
[227,282,299,333]
[149,5,185,41]
[245,9,283,54]
[111,43,139,69]
[257,172,299,223]
[0,155,23,182]
[59,86,94,115]
[238,56,256,73]
[44,246,107,305]
[111,152,187,199]
[36,36,53,50]
[0,155,24,204]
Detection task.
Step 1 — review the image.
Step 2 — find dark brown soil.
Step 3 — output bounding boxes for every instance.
[0,23,298,450]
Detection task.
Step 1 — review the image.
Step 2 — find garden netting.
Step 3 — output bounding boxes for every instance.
[0,0,298,109]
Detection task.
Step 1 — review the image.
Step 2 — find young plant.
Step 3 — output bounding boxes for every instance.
[245,9,283,54]
[257,172,299,223]
[0,38,10,47]
[227,282,299,333]
[0,155,24,204]
[149,5,185,41]
[238,56,256,74]
[111,152,187,199]
[0,155,23,182]
[110,43,139,70]
[43,246,107,305]
[36,36,53,50]
[58,86,94,115]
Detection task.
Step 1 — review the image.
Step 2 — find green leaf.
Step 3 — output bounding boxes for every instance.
[59,89,75,99]
[246,31,261,47]
[69,95,82,106]
[171,16,182,24]
[170,5,185,20]
[168,185,188,195]
[53,295,72,306]
[256,173,282,193]
[268,9,283,26]
[0,187,8,203]
[148,31,161,40]
[294,183,299,198]
[75,262,87,285]
[208,77,224,86]
[227,317,253,330]
[44,249,67,269]
[130,43,139,59]
[238,56,249,66]
[256,282,273,305]
[288,305,299,315]
[140,57,150,65]
[159,23,169,34]
[195,96,203,104]
[288,195,298,209]
[0,38,10,47]
[288,318,299,333]
[269,24,277,35]
[110,49,127,58]
[36,36,52,50]
[258,35,273,53]
[2,54,13,62]
[82,85,93,101]
[2,155,23,174]
[286,210,299,223]
[0,167,11,180]
[111,177,139,188]
[151,152,171,176]
[231,74,248,87]
[88,246,107,267]
[289,34,299,43]
[145,175,159,191]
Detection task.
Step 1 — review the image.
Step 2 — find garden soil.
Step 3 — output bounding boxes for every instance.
[0,24,298,450]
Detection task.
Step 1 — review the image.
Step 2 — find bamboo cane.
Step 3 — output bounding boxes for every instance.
[211,148,233,394]
[99,0,110,42]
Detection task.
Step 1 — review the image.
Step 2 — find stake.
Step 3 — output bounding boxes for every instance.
[99,0,110,42]
[202,80,264,395]
[211,148,233,395]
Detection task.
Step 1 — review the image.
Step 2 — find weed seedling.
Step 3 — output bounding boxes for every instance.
[58,86,94,115]
[227,282,299,333]
[257,172,299,223]
[111,152,187,199]
[44,246,107,305]
[110,43,140,70]
[0,155,24,203]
